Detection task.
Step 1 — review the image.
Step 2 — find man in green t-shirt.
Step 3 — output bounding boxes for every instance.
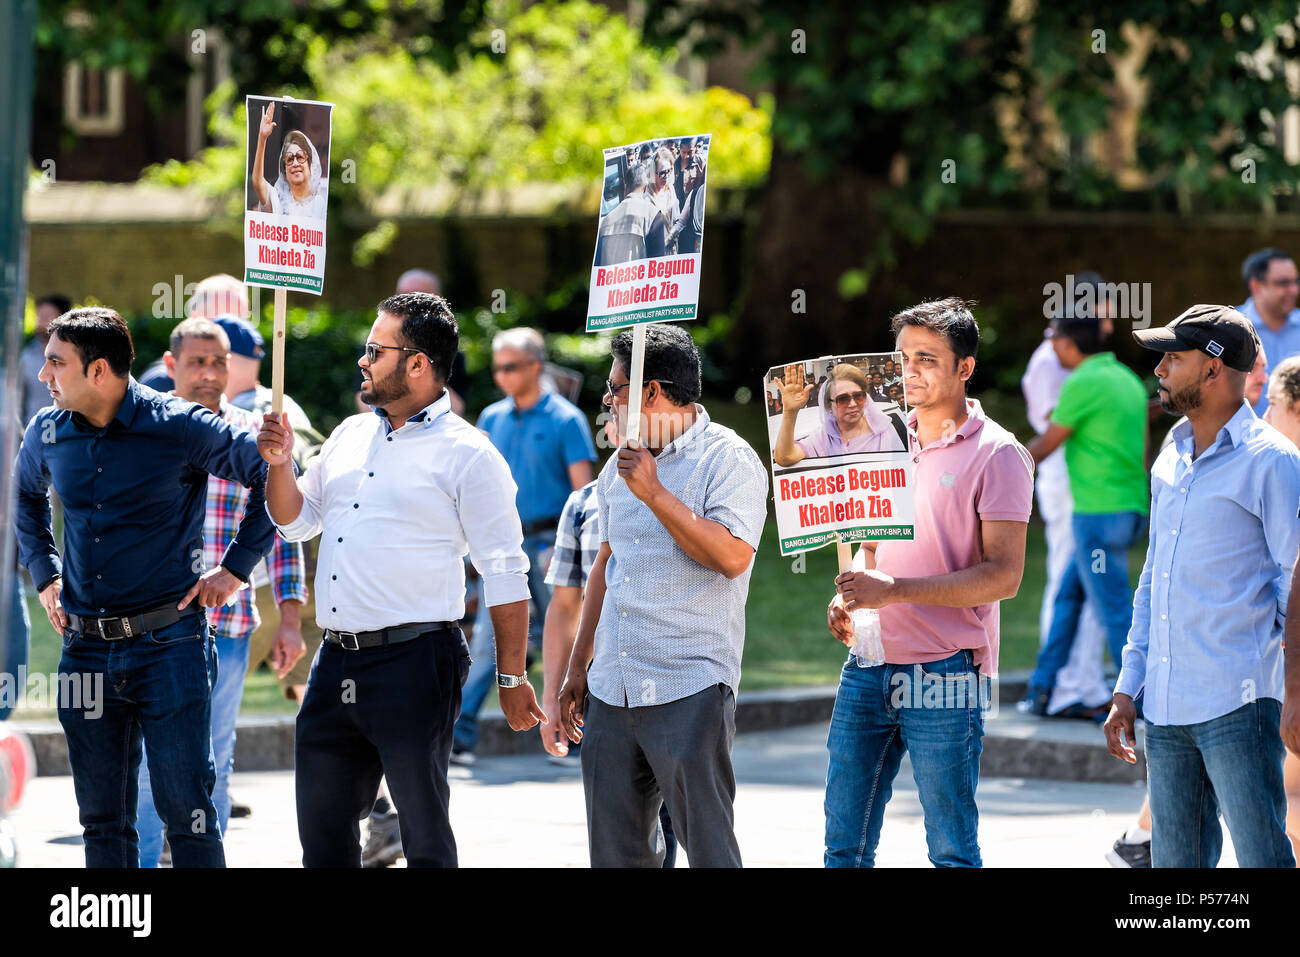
[1020,315,1150,714]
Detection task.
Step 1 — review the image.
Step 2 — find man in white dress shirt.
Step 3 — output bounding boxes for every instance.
[258,292,544,867]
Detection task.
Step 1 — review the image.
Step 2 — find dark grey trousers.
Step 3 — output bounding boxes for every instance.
[581,683,741,868]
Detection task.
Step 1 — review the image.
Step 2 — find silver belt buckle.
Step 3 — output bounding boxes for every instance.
[96,617,126,641]
[335,631,360,651]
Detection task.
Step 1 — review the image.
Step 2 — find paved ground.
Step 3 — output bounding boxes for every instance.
[8,722,1233,868]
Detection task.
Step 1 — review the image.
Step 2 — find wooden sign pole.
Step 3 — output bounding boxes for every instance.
[271,286,287,416]
[835,534,854,577]
[623,322,648,445]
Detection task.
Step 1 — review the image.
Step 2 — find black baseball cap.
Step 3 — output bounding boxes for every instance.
[1132,304,1260,373]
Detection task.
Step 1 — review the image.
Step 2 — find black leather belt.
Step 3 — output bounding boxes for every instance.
[324,621,457,651]
[68,602,203,641]
[520,517,560,537]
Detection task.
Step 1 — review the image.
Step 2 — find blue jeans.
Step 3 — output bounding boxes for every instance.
[824,650,985,867]
[58,613,224,868]
[136,630,250,867]
[454,530,552,753]
[0,572,30,722]
[1146,699,1294,868]
[1029,510,1147,698]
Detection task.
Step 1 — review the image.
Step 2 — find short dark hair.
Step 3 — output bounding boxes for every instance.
[169,317,230,356]
[1053,317,1103,355]
[48,307,134,376]
[611,324,701,406]
[890,298,980,365]
[36,294,72,316]
[377,292,459,382]
[1243,248,1293,291]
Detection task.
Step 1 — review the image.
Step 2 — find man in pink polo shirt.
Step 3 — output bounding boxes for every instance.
[827,298,1035,867]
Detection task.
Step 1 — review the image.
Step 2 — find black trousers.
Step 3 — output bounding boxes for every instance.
[295,627,470,867]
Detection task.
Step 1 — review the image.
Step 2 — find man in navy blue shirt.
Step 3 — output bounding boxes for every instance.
[14,308,275,868]
[452,327,596,761]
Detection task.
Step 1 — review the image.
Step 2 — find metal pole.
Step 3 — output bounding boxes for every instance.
[0,0,37,672]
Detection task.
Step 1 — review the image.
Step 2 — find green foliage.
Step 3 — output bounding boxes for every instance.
[140,1,771,264]
[641,1,1300,285]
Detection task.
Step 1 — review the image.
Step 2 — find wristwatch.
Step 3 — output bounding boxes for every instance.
[497,672,529,689]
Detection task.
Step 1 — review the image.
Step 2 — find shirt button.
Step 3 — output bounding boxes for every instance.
[1179,487,1187,493]
[1162,656,1168,663]
[368,472,374,478]
[1160,614,1167,620]
[620,651,627,657]
[99,608,105,614]
[386,436,393,442]
[94,537,100,543]
[1162,572,1168,578]
[337,537,343,543]
[353,503,359,509]
[1170,529,1177,535]
[332,607,337,612]
[624,576,630,583]
[332,574,337,581]
[621,611,627,618]
[96,574,102,580]
[96,504,102,510]
[96,467,102,473]
[634,538,640,545]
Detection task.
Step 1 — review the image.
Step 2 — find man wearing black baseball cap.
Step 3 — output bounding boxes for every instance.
[1105,303,1300,867]
[1131,303,1262,375]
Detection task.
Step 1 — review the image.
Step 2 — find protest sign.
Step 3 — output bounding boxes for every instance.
[243,95,333,295]
[243,94,334,413]
[764,353,916,555]
[586,134,711,333]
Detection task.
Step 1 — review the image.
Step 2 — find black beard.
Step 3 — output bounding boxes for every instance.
[1160,381,1202,415]
[361,364,410,406]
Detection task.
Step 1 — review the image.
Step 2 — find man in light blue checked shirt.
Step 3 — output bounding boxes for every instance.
[1106,304,1300,867]
[558,325,769,867]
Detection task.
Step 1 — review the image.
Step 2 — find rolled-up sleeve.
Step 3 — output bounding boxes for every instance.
[274,454,325,543]
[459,446,529,607]
[703,445,769,551]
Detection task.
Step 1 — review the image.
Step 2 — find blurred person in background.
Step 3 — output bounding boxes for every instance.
[1238,248,1300,416]
[135,317,307,867]
[21,295,70,424]
[1021,314,1148,716]
[453,327,596,764]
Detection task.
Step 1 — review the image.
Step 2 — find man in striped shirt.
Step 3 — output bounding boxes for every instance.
[135,317,308,866]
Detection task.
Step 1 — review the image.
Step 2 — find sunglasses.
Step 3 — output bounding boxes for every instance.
[832,390,867,408]
[364,342,424,364]
[605,378,675,397]
[492,360,536,374]
[284,151,308,166]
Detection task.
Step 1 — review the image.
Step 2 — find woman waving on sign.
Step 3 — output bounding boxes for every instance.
[251,101,328,220]
[774,363,904,467]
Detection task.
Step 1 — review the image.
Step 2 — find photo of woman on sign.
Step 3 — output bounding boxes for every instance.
[773,362,905,467]
[250,101,329,219]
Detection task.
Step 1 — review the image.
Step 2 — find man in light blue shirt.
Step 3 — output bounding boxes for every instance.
[1106,304,1300,868]
[453,327,596,760]
[1237,247,1300,416]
